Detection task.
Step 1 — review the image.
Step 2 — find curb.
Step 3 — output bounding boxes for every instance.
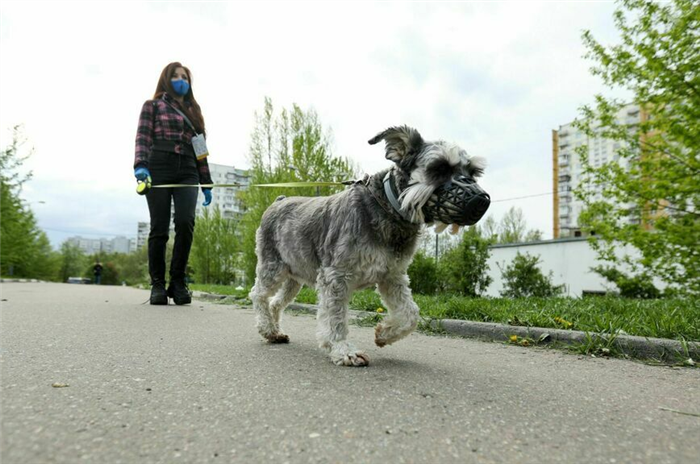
[197,295,699,363]
[0,279,42,283]
[432,319,699,362]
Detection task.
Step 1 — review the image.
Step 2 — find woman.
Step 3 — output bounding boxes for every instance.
[134,62,213,305]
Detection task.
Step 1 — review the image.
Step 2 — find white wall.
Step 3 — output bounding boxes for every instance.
[485,237,651,297]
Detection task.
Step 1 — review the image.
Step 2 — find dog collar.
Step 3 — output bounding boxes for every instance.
[382,171,414,223]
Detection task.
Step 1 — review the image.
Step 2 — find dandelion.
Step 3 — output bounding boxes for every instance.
[509,335,518,342]
[376,307,384,313]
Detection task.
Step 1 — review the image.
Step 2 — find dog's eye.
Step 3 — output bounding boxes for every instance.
[425,159,453,185]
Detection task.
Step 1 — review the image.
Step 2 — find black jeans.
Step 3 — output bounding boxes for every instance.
[145,149,199,284]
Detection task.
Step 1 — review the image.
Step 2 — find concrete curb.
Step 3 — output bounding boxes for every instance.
[197,295,699,363]
[433,319,699,362]
[0,279,43,283]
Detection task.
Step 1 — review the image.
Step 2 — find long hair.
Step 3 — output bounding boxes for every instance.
[153,62,206,135]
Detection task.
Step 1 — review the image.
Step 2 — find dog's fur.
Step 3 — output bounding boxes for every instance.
[250,126,486,366]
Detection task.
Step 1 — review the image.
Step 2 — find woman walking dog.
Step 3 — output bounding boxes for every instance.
[133,62,213,305]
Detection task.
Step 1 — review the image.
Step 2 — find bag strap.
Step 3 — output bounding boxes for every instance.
[162,98,199,135]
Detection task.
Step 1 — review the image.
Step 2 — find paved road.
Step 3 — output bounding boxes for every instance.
[1,283,699,464]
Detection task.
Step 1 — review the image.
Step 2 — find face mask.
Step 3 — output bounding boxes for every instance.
[171,79,190,96]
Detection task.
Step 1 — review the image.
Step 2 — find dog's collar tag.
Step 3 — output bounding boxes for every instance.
[382,171,413,222]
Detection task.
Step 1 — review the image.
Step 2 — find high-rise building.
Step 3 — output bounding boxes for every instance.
[552,103,643,238]
[194,163,250,219]
[137,222,150,250]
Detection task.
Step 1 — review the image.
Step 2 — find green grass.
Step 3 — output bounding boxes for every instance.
[190,284,699,342]
[190,284,250,299]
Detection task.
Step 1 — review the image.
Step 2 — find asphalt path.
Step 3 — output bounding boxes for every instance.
[1,283,699,464]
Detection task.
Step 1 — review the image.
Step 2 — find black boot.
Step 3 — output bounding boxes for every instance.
[167,279,192,305]
[150,280,168,305]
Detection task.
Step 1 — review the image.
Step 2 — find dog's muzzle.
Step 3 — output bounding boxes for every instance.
[423,175,491,226]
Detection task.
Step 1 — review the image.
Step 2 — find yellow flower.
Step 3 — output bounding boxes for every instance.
[509,335,518,342]
[376,307,384,313]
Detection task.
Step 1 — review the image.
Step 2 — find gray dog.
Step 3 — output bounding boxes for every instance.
[250,126,487,366]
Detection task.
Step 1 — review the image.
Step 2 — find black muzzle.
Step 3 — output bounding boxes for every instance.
[422,175,491,226]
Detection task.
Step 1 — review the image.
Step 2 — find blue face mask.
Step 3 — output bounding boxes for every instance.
[171,79,190,96]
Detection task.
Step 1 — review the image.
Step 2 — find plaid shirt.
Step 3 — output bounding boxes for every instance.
[134,93,212,185]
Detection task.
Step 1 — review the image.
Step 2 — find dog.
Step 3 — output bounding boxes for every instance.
[250,126,487,366]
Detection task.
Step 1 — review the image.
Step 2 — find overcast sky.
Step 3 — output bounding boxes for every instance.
[0,1,622,248]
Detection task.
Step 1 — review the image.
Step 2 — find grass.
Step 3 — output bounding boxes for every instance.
[190,284,699,343]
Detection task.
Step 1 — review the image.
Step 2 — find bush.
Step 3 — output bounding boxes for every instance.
[408,251,438,295]
[499,252,564,298]
[592,265,661,299]
[437,227,492,296]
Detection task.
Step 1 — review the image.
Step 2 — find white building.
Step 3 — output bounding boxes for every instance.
[553,103,642,238]
[485,237,664,297]
[137,222,150,250]
[65,236,135,255]
[195,163,250,219]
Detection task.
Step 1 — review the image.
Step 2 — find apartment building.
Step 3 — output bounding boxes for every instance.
[552,103,643,238]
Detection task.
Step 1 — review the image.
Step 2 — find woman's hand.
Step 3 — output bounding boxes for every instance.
[202,188,212,207]
[134,167,151,181]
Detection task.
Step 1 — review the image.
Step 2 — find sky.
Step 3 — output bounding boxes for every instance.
[0,1,623,249]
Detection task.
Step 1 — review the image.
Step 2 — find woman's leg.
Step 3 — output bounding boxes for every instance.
[146,187,173,284]
[170,186,198,282]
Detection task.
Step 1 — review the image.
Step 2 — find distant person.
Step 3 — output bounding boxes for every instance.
[134,62,213,305]
[93,262,103,285]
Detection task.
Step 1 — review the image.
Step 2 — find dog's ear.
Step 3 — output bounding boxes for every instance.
[368,126,424,164]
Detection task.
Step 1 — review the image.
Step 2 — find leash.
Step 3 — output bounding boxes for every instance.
[136,179,351,195]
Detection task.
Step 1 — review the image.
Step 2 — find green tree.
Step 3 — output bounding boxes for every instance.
[437,227,492,296]
[110,247,149,286]
[58,241,87,283]
[498,207,543,244]
[239,97,356,284]
[0,125,55,278]
[574,0,700,294]
[480,215,500,243]
[191,207,240,285]
[499,252,564,298]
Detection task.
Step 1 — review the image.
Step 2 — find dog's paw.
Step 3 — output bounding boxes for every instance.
[265,333,290,344]
[333,351,370,367]
[374,323,391,347]
[329,342,370,367]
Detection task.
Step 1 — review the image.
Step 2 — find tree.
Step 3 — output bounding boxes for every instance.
[437,227,492,296]
[485,207,543,244]
[480,215,500,243]
[499,252,564,298]
[111,246,149,286]
[0,125,55,278]
[574,0,700,295]
[499,207,528,244]
[58,241,87,283]
[239,97,356,284]
[190,207,240,285]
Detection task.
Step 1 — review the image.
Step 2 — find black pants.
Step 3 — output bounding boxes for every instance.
[145,149,199,284]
